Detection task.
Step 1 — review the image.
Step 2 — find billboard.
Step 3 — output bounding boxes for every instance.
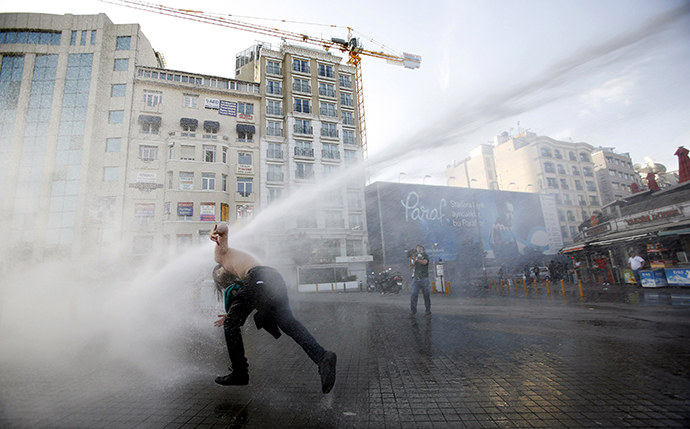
[365,182,562,276]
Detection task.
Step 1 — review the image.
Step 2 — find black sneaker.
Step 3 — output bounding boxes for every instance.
[215,370,249,386]
[318,351,337,394]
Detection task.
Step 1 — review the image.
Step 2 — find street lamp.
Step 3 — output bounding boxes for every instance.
[508,182,516,190]
[398,172,406,183]
[447,176,456,186]
[525,183,534,192]
[469,178,478,189]
[423,175,431,185]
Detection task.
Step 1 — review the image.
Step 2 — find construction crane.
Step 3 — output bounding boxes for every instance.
[102,0,421,158]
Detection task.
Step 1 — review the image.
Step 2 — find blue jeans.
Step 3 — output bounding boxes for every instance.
[632,269,641,286]
[410,277,431,314]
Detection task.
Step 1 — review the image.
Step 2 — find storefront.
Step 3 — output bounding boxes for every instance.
[560,182,690,287]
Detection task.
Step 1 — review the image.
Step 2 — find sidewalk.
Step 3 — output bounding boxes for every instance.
[1,289,689,428]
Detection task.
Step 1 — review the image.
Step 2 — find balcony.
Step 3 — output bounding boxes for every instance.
[295,170,315,180]
[295,147,314,158]
[321,128,339,139]
[235,191,255,203]
[322,150,340,160]
[319,88,336,98]
[267,172,284,182]
[267,149,284,160]
[294,124,313,135]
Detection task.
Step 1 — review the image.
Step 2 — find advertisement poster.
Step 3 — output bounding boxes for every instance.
[200,202,216,221]
[177,202,193,217]
[365,182,562,279]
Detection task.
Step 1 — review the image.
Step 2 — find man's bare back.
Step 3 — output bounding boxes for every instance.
[210,224,261,280]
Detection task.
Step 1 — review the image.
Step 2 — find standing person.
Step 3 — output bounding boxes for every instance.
[522,263,531,281]
[628,250,645,286]
[210,224,337,393]
[532,265,541,282]
[409,245,431,317]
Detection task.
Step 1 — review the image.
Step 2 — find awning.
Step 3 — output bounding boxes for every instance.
[180,117,198,127]
[562,244,585,253]
[138,115,161,125]
[237,124,255,133]
[204,120,220,131]
[658,226,690,236]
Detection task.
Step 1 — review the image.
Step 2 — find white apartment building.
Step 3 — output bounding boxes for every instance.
[591,147,641,205]
[445,131,603,244]
[234,42,370,285]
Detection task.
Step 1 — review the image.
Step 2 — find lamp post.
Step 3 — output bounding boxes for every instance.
[508,182,516,190]
[447,176,456,186]
[525,183,534,192]
[423,175,431,185]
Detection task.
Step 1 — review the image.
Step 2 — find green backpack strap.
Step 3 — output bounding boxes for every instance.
[223,282,243,313]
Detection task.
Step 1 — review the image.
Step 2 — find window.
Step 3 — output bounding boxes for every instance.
[323,143,339,160]
[547,177,558,189]
[320,102,337,117]
[238,131,253,142]
[319,82,335,97]
[553,194,562,204]
[222,146,228,163]
[294,98,310,113]
[180,145,195,160]
[268,165,282,182]
[295,141,313,157]
[238,102,254,115]
[221,174,228,192]
[606,156,613,164]
[348,215,363,231]
[563,194,572,205]
[139,145,158,161]
[266,60,281,75]
[580,153,590,162]
[561,226,569,238]
[583,167,593,177]
[183,95,198,108]
[578,195,586,206]
[297,212,317,228]
[325,211,344,228]
[203,145,216,162]
[267,121,283,137]
[114,58,129,71]
[292,58,310,74]
[108,110,124,124]
[70,31,77,45]
[80,30,87,46]
[344,150,357,164]
[166,171,173,189]
[266,80,282,95]
[554,149,562,159]
[540,147,552,157]
[567,211,576,222]
[572,166,580,175]
[544,162,555,173]
[341,111,354,125]
[267,100,281,115]
[324,164,339,176]
[143,90,162,107]
[560,179,569,189]
[103,167,119,182]
[296,163,313,180]
[202,173,215,190]
[293,78,311,93]
[111,84,126,97]
[140,121,159,134]
[347,192,361,209]
[557,164,566,175]
[575,180,583,191]
[268,143,282,159]
[569,226,578,237]
[612,182,620,190]
[558,210,565,222]
[237,177,253,196]
[295,119,312,134]
[590,195,599,206]
[322,122,338,138]
[268,188,282,204]
[115,36,131,50]
[179,172,193,189]
[569,151,577,161]
[586,181,596,192]
[318,64,334,78]
[343,130,355,145]
[339,74,352,88]
[106,138,121,152]
[238,152,252,165]
[90,30,97,45]
[340,92,353,107]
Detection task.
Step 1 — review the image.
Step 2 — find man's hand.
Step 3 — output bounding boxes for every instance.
[214,313,227,327]
[210,225,219,244]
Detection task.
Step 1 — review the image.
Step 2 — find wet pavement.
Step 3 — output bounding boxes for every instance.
[1,282,690,428]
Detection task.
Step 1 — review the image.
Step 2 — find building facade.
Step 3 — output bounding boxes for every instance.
[0,13,161,265]
[234,42,370,285]
[591,147,641,204]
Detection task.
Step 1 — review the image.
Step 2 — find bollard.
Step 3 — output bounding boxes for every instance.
[546,279,551,295]
[446,281,451,295]
[331,283,335,293]
[523,278,527,293]
[343,282,347,293]
[432,281,437,294]
[316,283,319,294]
[500,279,504,291]
[514,279,519,293]
[561,279,566,296]
[534,279,538,295]
[578,280,584,299]
[488,278,492,290]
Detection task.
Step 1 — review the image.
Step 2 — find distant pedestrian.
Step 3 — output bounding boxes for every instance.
[409,245,431,317]
[523,263,531,280]
[532,265,541,282]
[628,250,645,286]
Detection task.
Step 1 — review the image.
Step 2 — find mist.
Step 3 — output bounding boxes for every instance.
[1,2,688,417]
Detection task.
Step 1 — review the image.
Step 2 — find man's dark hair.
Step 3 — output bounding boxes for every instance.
[212,264,238,300]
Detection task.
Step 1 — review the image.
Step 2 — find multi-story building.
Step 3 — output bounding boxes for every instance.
[234,42,370,285]
[0,13,162,265]
[445,131,603,244]
[591,147,641,205]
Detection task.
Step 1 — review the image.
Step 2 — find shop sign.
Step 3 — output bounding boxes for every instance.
[625,208,681,226]
[219,100,237,116]
[136,172,157,183]
[135,203,155,217]
[177,202,193,216]
[205,98,220,109]
[239,113,253,120]
[584,222,612,237]
[200,202,216,221]
[237,164,253,174]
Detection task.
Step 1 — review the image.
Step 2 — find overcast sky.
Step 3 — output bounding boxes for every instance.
[5,0,690,185]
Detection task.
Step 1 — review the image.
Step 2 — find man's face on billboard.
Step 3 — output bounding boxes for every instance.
[499,202,514,227]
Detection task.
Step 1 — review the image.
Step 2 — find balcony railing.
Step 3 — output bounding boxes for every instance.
[295,171,315,180]
[267,172,284,182]
[267,149,284,160]
[319,88,336,97]
[295,147,314,157]
[322,150,340,160]
[294,125,313,135]
[321,128,339,138]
